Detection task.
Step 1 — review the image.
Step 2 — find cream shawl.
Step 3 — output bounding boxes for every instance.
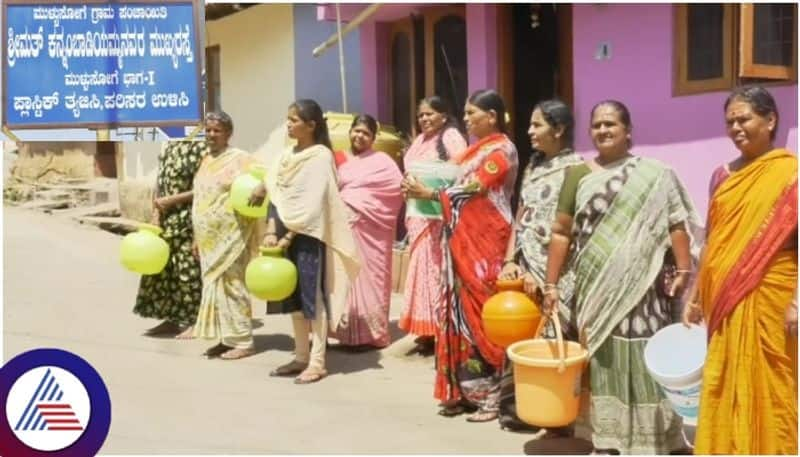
[265,144,361,331]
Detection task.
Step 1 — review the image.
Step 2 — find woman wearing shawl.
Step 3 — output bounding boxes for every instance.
[543,100,702,454]
[496,100,583,430]
[333,114,403,349]
[263,99,360,384]
[684,86,797,455]
[402,89,518,423]
[400,96,468,353]
[191,112,260,360]
[134,140,206,339]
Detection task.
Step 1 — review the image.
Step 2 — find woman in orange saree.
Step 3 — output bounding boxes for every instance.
[685,86,798,455]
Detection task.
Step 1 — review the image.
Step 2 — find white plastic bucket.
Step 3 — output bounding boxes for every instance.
[406,160,460,219]
[643,323,707,426]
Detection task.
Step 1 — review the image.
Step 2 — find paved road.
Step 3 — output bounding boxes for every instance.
[3,206,593,454]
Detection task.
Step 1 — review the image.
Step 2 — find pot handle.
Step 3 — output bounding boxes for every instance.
[534,311,567,374]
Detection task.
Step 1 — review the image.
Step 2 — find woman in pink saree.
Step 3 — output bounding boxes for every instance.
[400,96,468,353]
[334,114,404,349]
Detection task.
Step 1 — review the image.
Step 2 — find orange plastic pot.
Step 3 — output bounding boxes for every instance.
[481,278,542,349]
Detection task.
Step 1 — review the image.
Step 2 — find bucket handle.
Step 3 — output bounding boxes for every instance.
[534,311,567,374]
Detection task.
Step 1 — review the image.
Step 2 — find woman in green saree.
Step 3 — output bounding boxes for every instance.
[543,101,702,454]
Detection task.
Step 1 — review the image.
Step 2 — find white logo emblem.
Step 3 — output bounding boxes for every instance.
[5,366,91,451]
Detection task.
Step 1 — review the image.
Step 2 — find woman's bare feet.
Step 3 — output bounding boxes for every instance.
[220,347,256,360]
[174,326,195,340]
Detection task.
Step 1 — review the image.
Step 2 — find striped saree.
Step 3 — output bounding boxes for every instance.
[566,157,703,454]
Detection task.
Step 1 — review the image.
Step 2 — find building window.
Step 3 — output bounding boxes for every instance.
[205,45,221,112]
[674,3,797,96]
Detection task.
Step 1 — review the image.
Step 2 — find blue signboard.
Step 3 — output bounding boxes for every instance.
[2,1,203,129]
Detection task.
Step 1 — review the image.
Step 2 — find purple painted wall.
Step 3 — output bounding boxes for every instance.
[572,4,798,215]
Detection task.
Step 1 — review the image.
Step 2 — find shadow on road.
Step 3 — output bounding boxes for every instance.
[252,333,295,354]
[523,437,593,455]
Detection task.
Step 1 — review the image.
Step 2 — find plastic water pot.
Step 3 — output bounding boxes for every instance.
[482,279,542,348]
[245,246,298,301]
[230,165,269,218]
[120,223,170,275]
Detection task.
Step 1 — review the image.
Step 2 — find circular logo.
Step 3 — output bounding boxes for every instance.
[0,349,111,457]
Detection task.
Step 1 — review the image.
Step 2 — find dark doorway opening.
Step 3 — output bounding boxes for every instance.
[510,4,561,210]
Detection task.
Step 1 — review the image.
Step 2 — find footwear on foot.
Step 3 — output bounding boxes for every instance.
[294,368,327,384]
[465,410,499,423]
[269,360,308,377]
[220,347,256,360]
[438,405,467,417]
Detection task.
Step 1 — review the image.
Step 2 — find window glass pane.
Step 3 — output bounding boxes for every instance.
[753,4,795,66]
[687,4,724,80]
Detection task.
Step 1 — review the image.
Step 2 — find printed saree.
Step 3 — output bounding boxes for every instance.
[565,156,703,454]
[191,147,259,348]
[434,133,518,413]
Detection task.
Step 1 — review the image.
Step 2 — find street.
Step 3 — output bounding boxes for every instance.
[2,206,591,454]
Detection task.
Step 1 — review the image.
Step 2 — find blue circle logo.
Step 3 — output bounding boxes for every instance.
[0,349,111,457]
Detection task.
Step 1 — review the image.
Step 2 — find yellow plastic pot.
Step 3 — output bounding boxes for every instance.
[120,223,170,275]
[245,246,298,301]
[482,279,542,348]
[230,165,269,218]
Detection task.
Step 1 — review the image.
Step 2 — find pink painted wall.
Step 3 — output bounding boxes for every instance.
[573,4,798,215]
[359,21,391,122]
[466,4,498,93]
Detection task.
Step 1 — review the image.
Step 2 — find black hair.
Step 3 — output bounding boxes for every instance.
[724,85,779,140]
[528,99,575,168]
[418,96,467,161]
[590,100,633,148]
[350,114,378,138]
[467,89,508,134]
[290,99,333,149]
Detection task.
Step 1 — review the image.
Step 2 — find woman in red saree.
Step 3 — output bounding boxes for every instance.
[333,114,404,349]
[684,86,798,454]
[402,89,518,422]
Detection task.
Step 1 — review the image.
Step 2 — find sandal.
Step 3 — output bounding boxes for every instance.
[438,405,468,417]
[465,410,499,423]
[220,347,256,360]
[294,368,327,384]
[269,360,308,377]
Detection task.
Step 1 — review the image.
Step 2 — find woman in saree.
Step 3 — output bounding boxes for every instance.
[134,140,206,339]
[543,100,703,454]
[261,99,360,384]
[400,96,468,353]
[333,114,404,349]
[684,86,797,455]
[191,111,260,360]
[402,89,518,423]
[496,99,583,430]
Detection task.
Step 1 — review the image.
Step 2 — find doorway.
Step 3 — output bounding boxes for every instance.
[506,4,571,210]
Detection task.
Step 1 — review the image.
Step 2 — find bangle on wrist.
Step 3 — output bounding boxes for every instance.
[676,269,692,274]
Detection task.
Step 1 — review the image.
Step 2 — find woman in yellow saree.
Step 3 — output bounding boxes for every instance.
[191,112,261,360]
[685,86,798,455]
